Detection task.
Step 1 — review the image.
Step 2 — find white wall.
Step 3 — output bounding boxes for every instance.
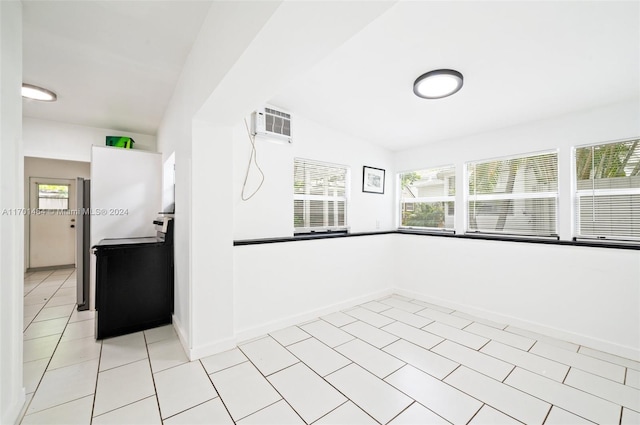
[156,1,283,352]
[90,146,162,310]
[23,157,90,270]
[234,235,395,341]
[0,1,25,423]
[393,100,640,359]
[161,152,175,213]
[190,121,236,357]
[23,117,157,162]
[394,235,640,359]
[233,114,395,240]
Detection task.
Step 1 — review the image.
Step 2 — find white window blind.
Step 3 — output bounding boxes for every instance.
[294,158,348,233]
[467,151,558,237]
[575,139,640,241]
[399,166,455,231]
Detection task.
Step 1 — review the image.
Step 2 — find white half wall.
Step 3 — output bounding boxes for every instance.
[393,234,640,360]
[0,1,25,423]
[233,235,395,343]
[23,117,157,162]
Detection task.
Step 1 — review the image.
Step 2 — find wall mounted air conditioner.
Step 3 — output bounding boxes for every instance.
[251,106,292,143]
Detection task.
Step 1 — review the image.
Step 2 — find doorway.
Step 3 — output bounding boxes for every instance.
[28,177,76,269]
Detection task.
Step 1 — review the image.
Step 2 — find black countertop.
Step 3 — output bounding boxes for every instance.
[94,237,162,248]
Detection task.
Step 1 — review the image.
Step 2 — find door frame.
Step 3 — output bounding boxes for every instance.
[27,176,76,270]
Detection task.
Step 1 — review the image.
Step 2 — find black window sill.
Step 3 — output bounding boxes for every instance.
[395,229,640,250]
[234,229,640,250]
[233,230,396,246]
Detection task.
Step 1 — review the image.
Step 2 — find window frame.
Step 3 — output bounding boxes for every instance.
[465,149,559,239]
[36,183,70,211]
[398,165,456,232]
[573,138,640,243]
[293,158,350,234]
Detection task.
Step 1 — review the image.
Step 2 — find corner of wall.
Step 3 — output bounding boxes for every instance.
[0,1,26,423]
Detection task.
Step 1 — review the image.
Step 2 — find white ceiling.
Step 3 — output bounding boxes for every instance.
[22,0,212,136]
[22,1,639,149]
[271,1,640,151]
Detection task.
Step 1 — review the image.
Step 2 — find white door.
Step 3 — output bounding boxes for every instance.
[29,177,76,268]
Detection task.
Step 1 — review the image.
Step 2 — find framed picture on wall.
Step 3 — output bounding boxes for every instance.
[362,166,385,194]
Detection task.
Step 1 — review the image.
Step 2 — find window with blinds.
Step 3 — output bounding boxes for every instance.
[575,139,640,241]
[294,158,348,233]
[399,166,455,231]
[467,151,558,237]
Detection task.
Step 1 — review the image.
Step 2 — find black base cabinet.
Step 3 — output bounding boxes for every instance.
[94,238,173,339]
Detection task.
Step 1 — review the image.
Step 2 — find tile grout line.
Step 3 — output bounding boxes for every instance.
[502,366,624,423]
[91,395,158,422]
[539,403,553,425]
[439,366,545,425]
[88,333,104,424]
[561,366,571,384]
[207,359,250,376]
[501,364,517,384]
[22,286,637,425]
[464,402,485,425]
[617,406,623,425]
[143,329,165,423]
[22,295,79,419]
[236,340,307,423]
[268,330,384,424]
[308,399,352,425]
[23,274,66,327]
[202,360,238,424]
[382,400,415,425]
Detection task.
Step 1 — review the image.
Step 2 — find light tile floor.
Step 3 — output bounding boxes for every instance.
[20,269,640,424]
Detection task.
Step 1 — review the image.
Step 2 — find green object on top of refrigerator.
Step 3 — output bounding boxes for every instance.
[106,136,134,149]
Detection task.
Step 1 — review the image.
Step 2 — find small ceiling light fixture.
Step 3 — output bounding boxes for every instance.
[413,69,463,99]
[22,83,57,102]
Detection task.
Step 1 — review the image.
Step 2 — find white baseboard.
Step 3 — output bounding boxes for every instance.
[176,285,639,363]
[184,288,394,361]
[234,288,394,345]
[189,337,237,361]
[395,287,640,362]
[5,387,25,425]
[171,314,191,360]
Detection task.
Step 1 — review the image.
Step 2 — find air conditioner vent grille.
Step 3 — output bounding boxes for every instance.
[265,113,291,136]
[252,106,292,143]
[265,107,291,119]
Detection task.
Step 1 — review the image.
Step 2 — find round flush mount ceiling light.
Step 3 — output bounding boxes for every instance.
[22,83,57,102]
[413,69,463,99]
